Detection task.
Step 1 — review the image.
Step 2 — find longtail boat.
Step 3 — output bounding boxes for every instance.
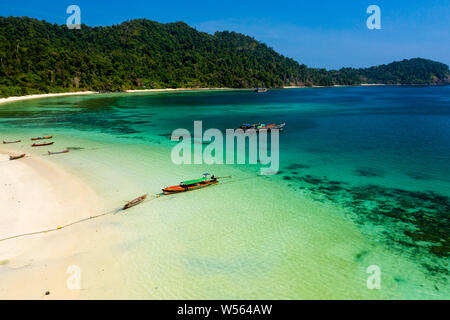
[3,140,21,144]
[162,174,231,195]
[123,194,148,210]
[31,135,53,140]
[9,154,26,160]
[48,149,69,155]
[32,142,54,147]
[239,123,285,132]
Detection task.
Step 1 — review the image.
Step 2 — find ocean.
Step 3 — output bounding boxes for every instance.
[0,85,448,298]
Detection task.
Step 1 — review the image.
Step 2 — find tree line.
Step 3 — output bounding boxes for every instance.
[0,17,449,97]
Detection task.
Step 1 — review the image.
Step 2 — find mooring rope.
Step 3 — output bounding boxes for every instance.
[0,208,121,243]
[0,175,236,243]
[0,194,162,243]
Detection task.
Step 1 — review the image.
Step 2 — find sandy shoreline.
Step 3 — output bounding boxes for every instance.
[125,87,239,93]
[0,146,119,299]
[0,91,97,106]
[0,88,241,106]
[0,84,392,106]
[283,83,386,88]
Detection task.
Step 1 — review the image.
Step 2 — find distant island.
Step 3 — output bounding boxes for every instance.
[0,16,449,97]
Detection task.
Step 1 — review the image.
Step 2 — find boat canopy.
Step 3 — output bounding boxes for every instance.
[181,177,207,186]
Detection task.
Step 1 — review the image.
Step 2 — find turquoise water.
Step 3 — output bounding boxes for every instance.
[0,86,449,299]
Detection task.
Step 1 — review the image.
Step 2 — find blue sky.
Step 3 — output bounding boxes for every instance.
[1,0,449,69]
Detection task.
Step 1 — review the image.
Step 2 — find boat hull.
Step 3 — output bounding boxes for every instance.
[239,123,285,132]
[32,142,54,147]
[48,149,69,155]
[162,181,218,194]
[9,154,26,160]
[123,194,148,210]
[31,136,53,140]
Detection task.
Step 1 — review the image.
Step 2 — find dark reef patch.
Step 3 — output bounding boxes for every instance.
[119,135,146,141]
[406,171,431,181]
[299,175,327,185]
[285,172,450,279]
[285,163,311,170]
[108,126,140,134]
[394,277,403,283]
[353,168,384,178]
[422,263,449,278]
[132,120,151,124]
[354,250,369,262]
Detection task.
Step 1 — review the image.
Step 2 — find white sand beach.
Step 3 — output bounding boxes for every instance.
[0,88,241,106]
[0,148,121,299]
[0,85,391,107]
[0,91,97,106]
[125,87,237,93]
[283,83,386,89]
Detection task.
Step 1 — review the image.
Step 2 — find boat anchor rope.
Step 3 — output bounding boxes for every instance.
[0,194,162,243]
[0,175,233,242]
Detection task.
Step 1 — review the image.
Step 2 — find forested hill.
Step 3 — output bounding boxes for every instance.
[0,17,449,97]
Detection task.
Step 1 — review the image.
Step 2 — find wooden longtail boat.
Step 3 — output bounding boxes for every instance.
[31,135,53,140]
[162,174,231,195]
[123,194,148,210]
[3,140,21,144]
[239,123,285,132]
[48,149,69,155]
[32,142,54,147]
[9,154,26,160]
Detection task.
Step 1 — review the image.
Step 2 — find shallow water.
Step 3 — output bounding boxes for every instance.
[0,86,449,299]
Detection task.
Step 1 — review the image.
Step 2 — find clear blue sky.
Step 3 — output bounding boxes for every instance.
[1,0,449,69]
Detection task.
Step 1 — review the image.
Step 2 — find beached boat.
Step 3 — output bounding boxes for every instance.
[162,174,230,195]
[31,135,53,140]
[32,142,54,147]
[239,123,285,132]
[3,140,21,144]
[48,149,69,155]
[123,194,148,210]
[9,154,26,160]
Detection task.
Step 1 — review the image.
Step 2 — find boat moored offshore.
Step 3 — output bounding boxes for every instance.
[162,174,231,195]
